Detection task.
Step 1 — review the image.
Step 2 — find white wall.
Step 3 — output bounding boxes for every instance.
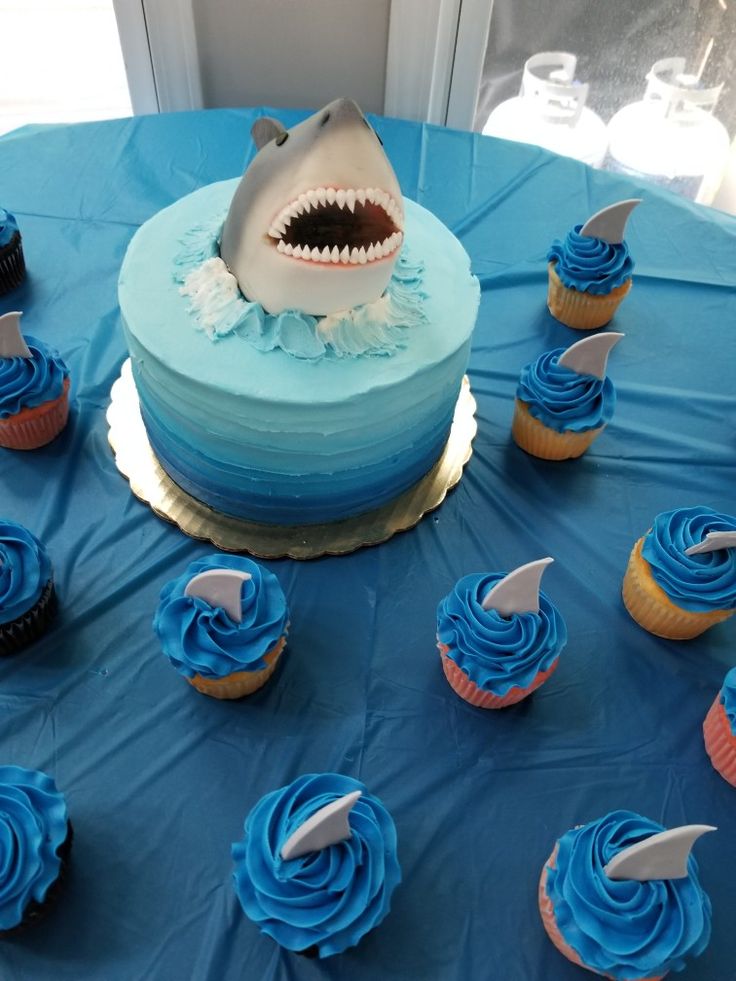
[191,0,391,114]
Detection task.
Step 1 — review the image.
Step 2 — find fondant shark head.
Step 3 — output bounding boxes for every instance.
[220,98,404,316]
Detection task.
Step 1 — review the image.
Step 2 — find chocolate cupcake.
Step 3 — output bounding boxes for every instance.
[0,519,56,655]
[0,210,26,295]
[0,766,72,934]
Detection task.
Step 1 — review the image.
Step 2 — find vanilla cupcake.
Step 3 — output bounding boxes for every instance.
[232,773,401,957]
[703,667,736,787]
[0,209,26,295]
[512,332,622,460]
[623,506,736,639]
[0,519,56,655]
[547,199,639,330]
[0,312,70,450]
[153,553,288,698]
[0,766,72,934]
[437,558,566,708]
[539,811,712,979]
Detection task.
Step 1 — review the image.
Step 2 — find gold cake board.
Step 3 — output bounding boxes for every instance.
[107,359,476,560]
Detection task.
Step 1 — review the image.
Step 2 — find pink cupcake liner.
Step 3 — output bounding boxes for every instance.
[438,642,558,708]
[0,378,70,450]
[539,847,666,981]
[703,696,736,788]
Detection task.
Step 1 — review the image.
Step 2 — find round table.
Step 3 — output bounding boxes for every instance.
[0,108,734,981]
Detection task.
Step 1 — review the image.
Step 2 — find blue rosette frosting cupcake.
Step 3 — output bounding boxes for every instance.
[622,506,736,639]
[0,312,71,449]
[437,560,566,708]
[0,519,56,655]
[513,332,622,460]
[0,209,26,295]
[539,810,712,980]
[153,553,289,698]
[547,200,639,329]
[0,765,72,934]
[232,773,401,957]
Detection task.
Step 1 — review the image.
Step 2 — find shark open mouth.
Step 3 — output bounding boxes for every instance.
[267,187,403,265]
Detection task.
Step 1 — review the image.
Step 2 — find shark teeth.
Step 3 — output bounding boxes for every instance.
[280,231,404,265]
[267,186,404,242]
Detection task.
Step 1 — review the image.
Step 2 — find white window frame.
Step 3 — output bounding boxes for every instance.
[112,0,203,114]
[384,0,493,128]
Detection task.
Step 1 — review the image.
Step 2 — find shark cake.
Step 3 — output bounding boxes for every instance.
[118,99,480,525]
[221,98,404,315]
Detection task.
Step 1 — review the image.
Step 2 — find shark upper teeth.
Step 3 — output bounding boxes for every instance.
[268,186,404,241]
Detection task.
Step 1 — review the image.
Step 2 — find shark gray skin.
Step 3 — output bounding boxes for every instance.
[220,98,404,316]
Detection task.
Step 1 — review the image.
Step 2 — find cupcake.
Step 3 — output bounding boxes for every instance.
[153,553,288,699]
[0,519,56,655]
[0,209,26,295]
[622,506,736,639]
[547,199,640,329]
[512,332,622,460]
[703,666,736,787]
[539,811,713,979]
[0,311,71,450]
[232,772,401,957]
[0,765,72,934]
[437,558,566,708]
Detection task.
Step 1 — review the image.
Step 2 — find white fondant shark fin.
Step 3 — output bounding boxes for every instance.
[252,116,286,151]
[482,558,553,616]
[580,199,641,244]
[558,332,623,380]
[685,532,736,556]
[280,790,362,861]
[0,311,31,359]
[604,824,716,881]
[183,569,252,622]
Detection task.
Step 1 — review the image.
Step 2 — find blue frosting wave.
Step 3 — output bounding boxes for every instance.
[0,336,69,418]
[0,209,19,249]
[0,765,68,931]
[153,554,288,679]
[641,507,736,613]
[545,810,711,979]
[0,520,52,626]
[548,225,634,294]
[517,348,616,434]
[436,573,566,696]
[173,216,427,361]
[232,773,401,957]
[719,666,736,734]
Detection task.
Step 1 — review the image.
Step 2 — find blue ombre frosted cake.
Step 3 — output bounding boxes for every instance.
[119,100,479,526]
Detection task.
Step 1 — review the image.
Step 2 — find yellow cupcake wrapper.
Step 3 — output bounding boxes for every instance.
[622,538,733,640]
[187,635,286,699]
[547,262,631,330]
[512,399,602,460]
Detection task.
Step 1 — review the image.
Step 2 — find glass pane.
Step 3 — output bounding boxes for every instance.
[0,0,132,136]
[472,0,735,205]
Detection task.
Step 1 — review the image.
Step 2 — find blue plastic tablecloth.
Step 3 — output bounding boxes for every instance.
[0,108,734,981]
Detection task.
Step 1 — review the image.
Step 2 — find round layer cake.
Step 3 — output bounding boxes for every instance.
[119,180,479,525]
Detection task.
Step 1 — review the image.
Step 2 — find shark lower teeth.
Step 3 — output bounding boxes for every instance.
[276,233,403,264]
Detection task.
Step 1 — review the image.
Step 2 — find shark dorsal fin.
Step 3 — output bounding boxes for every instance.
[685,532,736,556]
[251,116,287,151]
[280,791,362,861]
[482,558,553,616]
[0,311,31,359]
[184,569,252,622]
[580,199,641,244]
[558,332,623,380]
[604,824,716,881]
